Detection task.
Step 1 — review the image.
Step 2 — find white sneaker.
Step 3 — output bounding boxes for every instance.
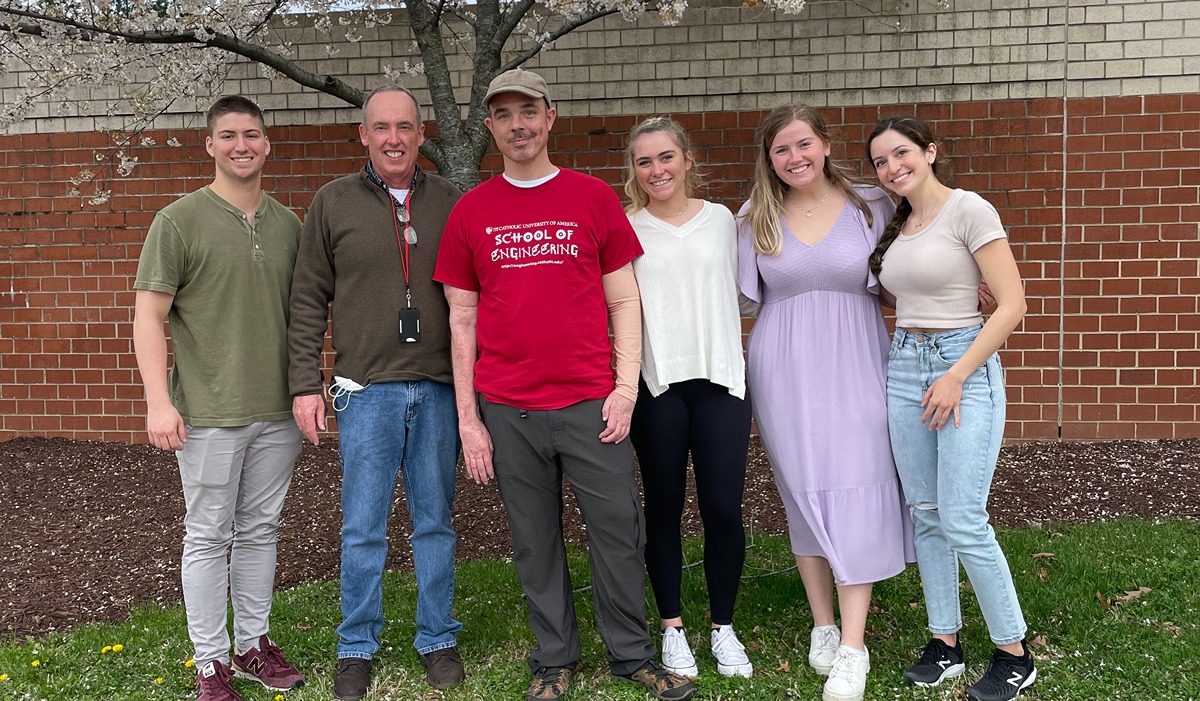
[809,625,841,675]
[660,627,698,678]
[710,625,753,678]
[822,645,870,701]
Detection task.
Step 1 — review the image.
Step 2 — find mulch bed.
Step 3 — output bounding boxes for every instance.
[2,436,1197,640]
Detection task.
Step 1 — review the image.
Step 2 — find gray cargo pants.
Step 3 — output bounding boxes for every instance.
[480,396,655,677]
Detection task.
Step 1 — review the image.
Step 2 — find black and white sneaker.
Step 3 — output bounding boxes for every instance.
[903,638,965,687]
[966,644,1037,701]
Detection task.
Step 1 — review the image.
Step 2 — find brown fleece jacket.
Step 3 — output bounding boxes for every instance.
[288,168,461,396]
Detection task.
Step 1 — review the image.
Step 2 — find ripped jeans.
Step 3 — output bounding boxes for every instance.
[887,325,1027,646]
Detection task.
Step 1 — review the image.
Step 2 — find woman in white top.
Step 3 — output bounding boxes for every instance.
[624,117,754,679]
[868,115,1035,701]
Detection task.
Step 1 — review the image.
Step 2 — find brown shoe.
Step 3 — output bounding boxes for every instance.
[525,666,572,701]
[420,647,466,689]
[332,658,371,701]
[617,660,697,701]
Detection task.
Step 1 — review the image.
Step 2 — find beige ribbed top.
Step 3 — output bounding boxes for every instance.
[879,189,1008,329]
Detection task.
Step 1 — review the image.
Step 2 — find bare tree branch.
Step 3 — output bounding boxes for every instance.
[494,0,537,44]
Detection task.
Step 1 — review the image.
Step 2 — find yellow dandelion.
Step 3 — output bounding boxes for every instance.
[112,644,124,653]
[275,695,285,701]
[185,659,195,668]
[102,646,113,654]
[0,673,9,682]
[154,677,164,684]
[31,660,40,667]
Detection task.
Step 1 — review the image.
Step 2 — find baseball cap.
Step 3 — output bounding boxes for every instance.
[483,68,552,108]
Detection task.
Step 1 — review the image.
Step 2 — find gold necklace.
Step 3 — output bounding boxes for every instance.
[650,199,689,219]
[911,195,946,230]
[794,183,831,218]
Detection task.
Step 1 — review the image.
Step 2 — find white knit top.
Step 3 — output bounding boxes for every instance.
[629,200,746,399]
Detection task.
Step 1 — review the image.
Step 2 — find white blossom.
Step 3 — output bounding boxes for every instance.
[383,61,425,82]
[116,152,139,176]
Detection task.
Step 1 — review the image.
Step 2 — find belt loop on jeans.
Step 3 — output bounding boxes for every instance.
[519,409,528,419]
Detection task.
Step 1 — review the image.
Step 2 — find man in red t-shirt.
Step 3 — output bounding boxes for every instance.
[434,69,696,701]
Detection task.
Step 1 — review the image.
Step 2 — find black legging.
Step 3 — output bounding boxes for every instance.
[630,378,752,626]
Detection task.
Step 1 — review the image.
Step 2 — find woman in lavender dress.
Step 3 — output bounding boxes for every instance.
[737,104,913,701]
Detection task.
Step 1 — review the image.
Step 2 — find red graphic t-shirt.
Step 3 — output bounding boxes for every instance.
[434,169,643,410]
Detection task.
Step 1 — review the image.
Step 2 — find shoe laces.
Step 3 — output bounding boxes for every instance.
[533,666,568,687]
[916,639,953,665]
[711,627,746,659]
[258,640,294,672]
[197,663,238,700]
[637,661,687,690]
[984,649,1027,678]
[812,626,840,651]
[663,629,692,658]
[828,647,862,684]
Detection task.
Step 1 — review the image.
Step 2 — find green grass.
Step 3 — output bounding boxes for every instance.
[2,518,1198,700]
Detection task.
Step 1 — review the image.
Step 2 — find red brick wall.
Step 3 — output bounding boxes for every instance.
[2,95,1198,443]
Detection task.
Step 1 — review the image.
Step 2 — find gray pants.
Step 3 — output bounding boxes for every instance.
[177,420,302,666]
[480,397,654,676]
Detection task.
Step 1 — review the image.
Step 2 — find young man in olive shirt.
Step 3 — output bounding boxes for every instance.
[133,95,305,701]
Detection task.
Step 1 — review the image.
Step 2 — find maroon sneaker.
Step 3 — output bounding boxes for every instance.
[231,635,307,691]
[196,660,243,701]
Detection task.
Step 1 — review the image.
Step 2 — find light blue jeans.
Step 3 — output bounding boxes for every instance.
[334,380,462,658]
[887,325,1027,646]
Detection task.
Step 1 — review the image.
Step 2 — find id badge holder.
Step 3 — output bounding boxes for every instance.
[399,307,420,342]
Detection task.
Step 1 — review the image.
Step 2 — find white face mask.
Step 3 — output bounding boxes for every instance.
[329,376,367,411]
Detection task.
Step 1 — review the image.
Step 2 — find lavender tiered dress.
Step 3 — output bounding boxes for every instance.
[738,190,915,585]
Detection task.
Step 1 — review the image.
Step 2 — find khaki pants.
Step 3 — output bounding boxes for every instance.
[177,420,301,666]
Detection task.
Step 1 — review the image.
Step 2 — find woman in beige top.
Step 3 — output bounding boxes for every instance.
[868,115,1034,701]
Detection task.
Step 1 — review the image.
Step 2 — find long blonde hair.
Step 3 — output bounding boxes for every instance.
[623,117,703,214]
[743,104,873,256]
